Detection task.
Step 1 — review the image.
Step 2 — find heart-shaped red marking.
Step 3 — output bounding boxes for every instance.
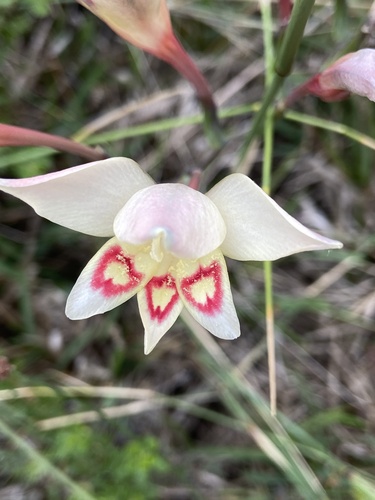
[180,260,223,315]
[145,274,179,323]
[91,245,144,298]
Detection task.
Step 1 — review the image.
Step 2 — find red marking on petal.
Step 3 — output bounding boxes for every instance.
[92,245,144,297]
[180,260,223,315]
[145,274,179,323]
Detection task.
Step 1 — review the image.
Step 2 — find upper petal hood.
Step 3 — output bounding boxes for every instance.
[0,157,154,236]
[206,174,342,261]
[114,183,226,260]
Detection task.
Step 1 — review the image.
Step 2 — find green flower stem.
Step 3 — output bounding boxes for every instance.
[261,0,277,417]
[0,417,95,500]
[4,104,375,172]
[274,0,316,78]
[284,109,375,150]
[263,260,276,414]
[239,0,315,163]
[239,74,282,162]
[81,104,375,152]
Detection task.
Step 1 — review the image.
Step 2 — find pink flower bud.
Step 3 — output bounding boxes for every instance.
[285,49,375,106]
[0,123,106,161]
[77,0,216,115]
[77,0,172,56]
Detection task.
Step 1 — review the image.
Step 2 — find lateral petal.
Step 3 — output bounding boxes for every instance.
[0,157,154,236]
[137,273,183,354]
[66,237,158,319]
[114,183,226,259]
[207,174,342,261]
[175,250,240,340]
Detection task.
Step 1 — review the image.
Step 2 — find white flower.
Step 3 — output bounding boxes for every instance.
[0,158,342,353]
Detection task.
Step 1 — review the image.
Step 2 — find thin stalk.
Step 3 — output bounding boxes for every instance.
[274,0,316,77]
[81,103,375,152]
[239,0,315,162]
[4,103,375,171]
[261,0,274,193]
[260,0,277,416]
[0,386,244,434]
[264,261,276,414]
[284,109,375,150]
[239,74,282,161]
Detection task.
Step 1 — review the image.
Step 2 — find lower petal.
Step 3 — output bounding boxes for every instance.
[175,250,240,340]
[138,273,183,354]
[66,238,158,319]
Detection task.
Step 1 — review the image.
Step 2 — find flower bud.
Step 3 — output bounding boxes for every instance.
[285,49,375,105]
[77,0,217,124]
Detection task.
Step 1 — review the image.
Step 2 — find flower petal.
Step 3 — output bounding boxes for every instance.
[175,250,240,340]
[137,273,183,354]
[0,157,154,236]
[114,183,226,259]
[319,49,375,102]
[206,174,343,261]
[78,0,171,55]
[66,238,159,319]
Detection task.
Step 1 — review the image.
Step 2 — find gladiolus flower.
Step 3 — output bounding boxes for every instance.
[285,49,375,105]
[0,158,342,353]
[77,0,217,121]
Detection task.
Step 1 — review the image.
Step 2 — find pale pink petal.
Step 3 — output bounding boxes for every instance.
[207,174,342,261]
[175,250,240,340]
[0,157,154,236]
[320,49,375,102]
[137,273,184,354]
[114,183,226,259]
[66,238,159,319]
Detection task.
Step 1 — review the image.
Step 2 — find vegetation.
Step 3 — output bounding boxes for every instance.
[1,0,375,498]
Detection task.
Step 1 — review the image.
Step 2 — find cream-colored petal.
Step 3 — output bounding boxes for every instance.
[207,174,342,261]
[174,250,240,340]
[138,273,183,354]
[66,238,158,319]
[114,183,226,259]
[0,157,154,236]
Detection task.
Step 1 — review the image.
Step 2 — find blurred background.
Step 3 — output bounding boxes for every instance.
[1,0,375,498]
